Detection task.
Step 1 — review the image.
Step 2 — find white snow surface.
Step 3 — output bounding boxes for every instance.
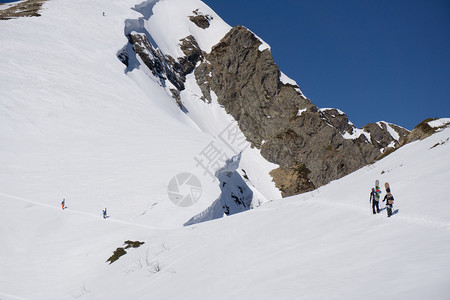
[280,71,298,86]
[319,107,346,117]
[143,0,231,57]
[378,121,401,141]
[280,71,305,97]
[428,118,450,129]
[2,122,450,300]
[319,107,345,115]
[248,28,271,52]
[342,127,371,141]
[297,108,307,116]
[387,140,396,148]
[1,0,450,299]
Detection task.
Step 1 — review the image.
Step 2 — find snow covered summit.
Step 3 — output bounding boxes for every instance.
[118,0,412,198]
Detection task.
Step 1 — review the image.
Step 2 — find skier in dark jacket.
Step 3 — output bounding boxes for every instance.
[383,188,394,217]
[102,208,107,219]
[370,187,381,214]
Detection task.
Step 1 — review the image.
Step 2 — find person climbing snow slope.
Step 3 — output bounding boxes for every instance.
[370,183,382,214]
[383,183,395,217]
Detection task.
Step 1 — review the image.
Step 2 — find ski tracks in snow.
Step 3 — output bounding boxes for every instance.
[302,195,450,231]
[2,191,449,232]
[0,291,29,300]
[0,192,173,231]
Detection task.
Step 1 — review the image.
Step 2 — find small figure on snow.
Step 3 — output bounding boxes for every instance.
[61,198,66,210]
[370,185,381,214]
[102,208,107,219]
[383,185,395,217]
[102,11,106,16]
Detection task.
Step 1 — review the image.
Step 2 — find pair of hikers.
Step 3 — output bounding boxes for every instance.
[61,198,108,219]
[369,181,395,217]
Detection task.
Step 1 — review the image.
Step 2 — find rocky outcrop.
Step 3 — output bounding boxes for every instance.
[195,26,317,147]
[127,32,204,92]
[194,25,408,196]
[269,163,315,197]
[189,9,213,29]
[319,108,355,134]
[178,35,205,76]
[120,17,411,197]
[122,32,204,107]
[0,0,47,20]
[407,118,449,143]
[363,122,410,149]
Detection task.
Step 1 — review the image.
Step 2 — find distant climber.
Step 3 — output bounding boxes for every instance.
[61,198,65,210]
[102,11,106,16]
[383,184,395,217]
[370,184,381,214]
[102,208,107,219]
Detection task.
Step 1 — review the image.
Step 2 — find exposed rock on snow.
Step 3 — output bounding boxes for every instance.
[319,108,355,136]
[193,25,408,195]
[363,121,409,149]
[269,162,315,197]
[0,0,47,20]
[106,241,145,264]
[408,118,450,142]
[119,1,414,197]
[189,8,213,29]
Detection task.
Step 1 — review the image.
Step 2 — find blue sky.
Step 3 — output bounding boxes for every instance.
[204,0,450,130]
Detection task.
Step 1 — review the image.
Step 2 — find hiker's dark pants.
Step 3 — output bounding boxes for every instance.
[372,201,380,214]
[386,205,392,217]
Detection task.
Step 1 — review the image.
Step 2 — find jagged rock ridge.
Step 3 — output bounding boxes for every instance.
[0,0,47,20]
[119,9,411,197]
[194,25,409,196]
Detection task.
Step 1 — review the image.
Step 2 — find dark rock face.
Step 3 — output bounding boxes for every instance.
[363,122,410,148]
[406,118,448,143]
[128,33,184,90]
[195,26,316,147]
[0,0,47,20]
[126,32,204,104]
[319,108,354,134]
[178,35,205,75]
[121,22,411,197]
[194,26,408,196]
[189,9,213,29]
[117,46,129,67]
[269,163,315,197]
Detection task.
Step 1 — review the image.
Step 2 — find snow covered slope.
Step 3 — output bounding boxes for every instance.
[1,123,449,299]
[1,0,449,299]
[0,0,280,231]
[103,127,449,300]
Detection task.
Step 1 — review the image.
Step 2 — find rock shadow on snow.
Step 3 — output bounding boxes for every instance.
[184,153,253,226]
